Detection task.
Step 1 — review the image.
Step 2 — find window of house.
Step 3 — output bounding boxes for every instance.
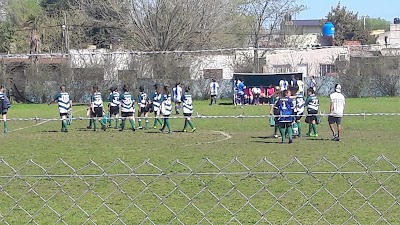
[320,64,336,76]
[203,69,223,79]
[273,64,291,73]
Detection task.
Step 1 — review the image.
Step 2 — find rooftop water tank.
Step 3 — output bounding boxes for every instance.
[394,18,400,24]
[322,22,335,37]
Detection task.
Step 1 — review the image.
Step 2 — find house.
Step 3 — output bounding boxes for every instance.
[263,47,349,77]
[282,19,325,35]
[377,19,400,48]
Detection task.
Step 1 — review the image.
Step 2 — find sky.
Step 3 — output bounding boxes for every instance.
[296,0,400,21]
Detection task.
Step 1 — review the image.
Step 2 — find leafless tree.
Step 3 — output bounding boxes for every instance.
[68,0,234,51]
[239,0,305,72]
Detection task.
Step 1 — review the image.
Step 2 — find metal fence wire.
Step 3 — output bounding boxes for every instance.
[0,155,399,224]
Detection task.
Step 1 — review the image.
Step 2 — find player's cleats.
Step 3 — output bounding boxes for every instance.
[310,133,318,137]
[273,135,278,138]
[153,126,157,129]
[182,129,187,132]
[102,125,106,131]
[87,126,92,129]
[119,128,124,132]
[159,129,164,133]
[192,128,196,133]
[168,131,173,134]
[132,128,136,132]
[331,135,338,140]
[289,139,293,144]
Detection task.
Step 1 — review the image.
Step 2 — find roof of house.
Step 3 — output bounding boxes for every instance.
[292,20,325,27]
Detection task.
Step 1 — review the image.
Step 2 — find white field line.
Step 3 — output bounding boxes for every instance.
[182,131,232,148]
[8,120,49,133]
[7,107,87,133]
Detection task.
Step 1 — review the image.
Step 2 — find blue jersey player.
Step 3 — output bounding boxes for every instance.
[0,85,11,133]
[275,90,295,144]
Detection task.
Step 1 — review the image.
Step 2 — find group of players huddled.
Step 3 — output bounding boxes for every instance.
[269,85,320,144]
[48,83,196,134]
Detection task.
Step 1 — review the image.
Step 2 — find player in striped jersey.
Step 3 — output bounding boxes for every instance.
[150,84,163,129]
[181,86,196,132]
[137,86,150,129]
[48,85,72,132]
[90,85,106,131]
[160,85,172,133]
[173,82,182,115]
[0,85,11,133]
[119,85,136,132]
[294,92,305,138]
[108,87,120,129]
[305,88,319,137]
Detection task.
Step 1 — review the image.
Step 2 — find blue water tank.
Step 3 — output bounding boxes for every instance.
[322,22,335,37]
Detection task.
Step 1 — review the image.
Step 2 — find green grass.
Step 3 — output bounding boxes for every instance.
[0,98,400,224]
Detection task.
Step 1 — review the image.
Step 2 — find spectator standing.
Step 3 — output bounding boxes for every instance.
[266,85,275,105]
[329,84,345,141]
[209,78,219,105]
[309,76,317,92]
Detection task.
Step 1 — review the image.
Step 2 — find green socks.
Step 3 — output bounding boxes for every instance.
[145,119,149,129]
[188,120,194,129]
[312,124,318,135]
[120,120,126,130]
[129,119,136,129]
[183,120,188,130]
[287,127,293,141]
[296,122,301,136]
[138,119,142,127]
[3,121,8,133]
[279,128,286,142]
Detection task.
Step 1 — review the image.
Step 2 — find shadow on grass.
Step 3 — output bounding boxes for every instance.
[305,138,332,141]
[38,130,61,133]
[252,140,285,144]
[252,136,277,139]
[218,102,234,106]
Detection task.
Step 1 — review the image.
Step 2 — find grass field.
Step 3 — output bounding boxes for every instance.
[0,97,400,224]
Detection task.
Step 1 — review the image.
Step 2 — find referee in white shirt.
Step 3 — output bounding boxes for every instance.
[329,84,346,141]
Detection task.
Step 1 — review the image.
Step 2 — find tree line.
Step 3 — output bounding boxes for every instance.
[0,0,391,54]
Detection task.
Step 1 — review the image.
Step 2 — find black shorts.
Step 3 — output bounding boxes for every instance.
[328,116,342,125]
[279,122,292,129]
[110,106,119,115]
[269,97,275,105]
[121,112,134,117]
[59,113,68,117]
[139,107,149,114]
[93,107,103,117]
[211,94,217,98]
[184,113,192,117]
[306,115,317,124]
[1,110,7,115]
[295,113,303,121]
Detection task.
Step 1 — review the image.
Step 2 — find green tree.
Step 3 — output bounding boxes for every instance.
[0,22,16,52]
[364,17,390,31]
[326,3,374,45]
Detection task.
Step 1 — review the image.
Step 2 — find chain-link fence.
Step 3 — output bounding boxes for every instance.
[0,155,399,224]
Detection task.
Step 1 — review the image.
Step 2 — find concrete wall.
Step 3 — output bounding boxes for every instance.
[263,47,349,77]
[377,24,400,48]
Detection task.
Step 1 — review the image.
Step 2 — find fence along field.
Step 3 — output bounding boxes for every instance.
[0,156,399,224]
[1,97,400,224]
